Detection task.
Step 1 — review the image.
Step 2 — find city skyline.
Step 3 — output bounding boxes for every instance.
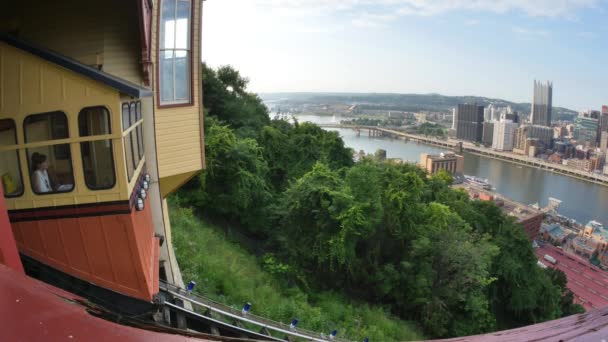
[203,0,607,111]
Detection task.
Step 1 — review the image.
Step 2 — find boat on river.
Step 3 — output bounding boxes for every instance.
[465,175,493,190]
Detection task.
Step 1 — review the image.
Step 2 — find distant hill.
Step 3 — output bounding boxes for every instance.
[260,92,578,121]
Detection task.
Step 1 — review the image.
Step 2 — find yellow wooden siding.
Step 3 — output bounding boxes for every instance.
[5,0,144,86]
[151,0,204,184]
[101,1,145,85]
[0,43,131,210]
[8,0,105,68]
[159,170,199,198]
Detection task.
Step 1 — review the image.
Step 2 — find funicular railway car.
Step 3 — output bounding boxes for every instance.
[1,36,157,300]
[0,0,205,303]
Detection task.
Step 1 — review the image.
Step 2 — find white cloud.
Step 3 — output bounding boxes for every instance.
[253,0,599,18]
[352,13,398,28]
[512,26,551,37]
[577,31,595,38]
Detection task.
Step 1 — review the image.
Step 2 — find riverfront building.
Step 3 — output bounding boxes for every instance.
[454,103,484,142]
[573,116,599,147]
[531,80,553,126]
[420,152,464,176]
[492,121,518,151]
[513,125,553,155]
[482,122,495,147]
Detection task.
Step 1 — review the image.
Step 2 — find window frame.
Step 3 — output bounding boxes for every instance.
[0,119,24,198]
[157,0,194,108]
[135,101,144,160]
[23,111,75,196]
[78,106,117,191]
[122,103,136,181]
[122,101,145,182]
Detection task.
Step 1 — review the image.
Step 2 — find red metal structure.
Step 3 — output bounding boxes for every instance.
[0,264,210,341]
[0,186,23,273]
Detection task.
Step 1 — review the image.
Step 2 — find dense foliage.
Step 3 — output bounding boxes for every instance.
[175,64,583,339]
[171,205,422,341]
[415,122,447,138]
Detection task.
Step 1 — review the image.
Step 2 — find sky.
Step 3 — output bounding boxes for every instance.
[202,0,608,110]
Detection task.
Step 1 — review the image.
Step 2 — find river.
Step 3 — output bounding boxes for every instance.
[294,114,608,226]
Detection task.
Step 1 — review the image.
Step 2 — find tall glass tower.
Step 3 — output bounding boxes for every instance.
[531,80,553,126]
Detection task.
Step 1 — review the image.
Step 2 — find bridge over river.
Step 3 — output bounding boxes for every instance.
[318,124,608,186]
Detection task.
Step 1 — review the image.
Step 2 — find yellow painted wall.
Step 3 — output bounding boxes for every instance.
[0,42,131,210]
[4,0,144,85]
[102,1,144,85]
[152,0,204,188]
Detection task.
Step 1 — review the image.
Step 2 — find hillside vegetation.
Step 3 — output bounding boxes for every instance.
[171,205,423,341]
[173,64,583,339]
[261,92,577,121]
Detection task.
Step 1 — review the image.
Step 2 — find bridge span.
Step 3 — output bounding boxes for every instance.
[319,124,608,186]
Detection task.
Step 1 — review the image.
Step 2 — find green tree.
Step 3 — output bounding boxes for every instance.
[180,120,272,233]
[202,64,270,137]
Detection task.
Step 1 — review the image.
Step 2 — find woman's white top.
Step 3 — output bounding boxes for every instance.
[32,169,52,193]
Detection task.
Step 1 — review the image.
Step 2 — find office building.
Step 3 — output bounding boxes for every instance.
[518,125,553,149]
[598,108,608,145]
[492,121,518,151]
[454,103,484,142]
[553,126,567,138]
[482,122,495,146]
[483,106,492,122]
[503,111,519,123]
[513,125,553,155]
[600,131,608,153]
[420,152,464,175]
[531,80,553,126]
[573,116,599,146]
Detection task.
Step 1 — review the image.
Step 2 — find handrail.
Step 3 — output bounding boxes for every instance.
[160,280,348,342]
[164,302,285,341]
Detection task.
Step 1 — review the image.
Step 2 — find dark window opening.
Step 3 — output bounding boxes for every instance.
[0,119,24,197]
[78,107,116,190]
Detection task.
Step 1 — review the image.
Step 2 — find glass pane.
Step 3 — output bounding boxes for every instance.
[81,140,115,190]
[129,102,137,125]
[176,0,190,50]
[124,135,135,181]
[130,131,139,169]
[135,101,142,121]
[175,52,189,100]
[27,146,74,194]
[122,103,130,131]
[0,120,23,197]
[79,107,111,136]
[136,126,144,160]
[160,50,175,102]
[24,111,69,143]
[161,0,176,49]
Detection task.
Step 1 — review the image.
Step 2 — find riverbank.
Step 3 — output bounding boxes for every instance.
[321,124,608,187]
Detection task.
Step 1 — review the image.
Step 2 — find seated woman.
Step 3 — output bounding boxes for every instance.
[31,152,52,193]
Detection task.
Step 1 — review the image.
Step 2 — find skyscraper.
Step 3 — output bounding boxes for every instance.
[455,104,484,142]
[482,122,495,146]
[573,116,599,147]
[531,80,553,126]
[600,106,608,136]
[492,121,518,151]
